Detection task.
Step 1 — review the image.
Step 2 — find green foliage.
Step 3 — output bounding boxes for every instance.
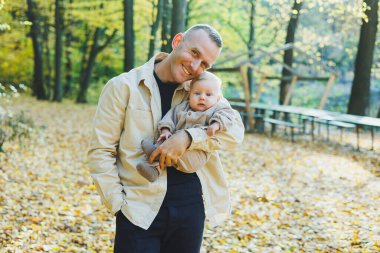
[0,1,33,85]
[295,1,363,72]
[0,0,10,33]
[0,0,378,112]
[0,83,28,98]
[0,109,34,152]
[0,83,33,152]
[85,77,110,104]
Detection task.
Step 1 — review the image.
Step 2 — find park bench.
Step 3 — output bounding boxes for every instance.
[236,111,265,132]
[230,101,265,132]
[302,116,356,143]
[263,117,302,142]
[319,119,356,142]
[230,101,380,150]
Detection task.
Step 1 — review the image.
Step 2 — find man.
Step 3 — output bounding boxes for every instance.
[88,24,244,253]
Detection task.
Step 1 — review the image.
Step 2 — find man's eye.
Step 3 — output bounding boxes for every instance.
[201,63,209,69]
[191,50,198,56]
[206,93,212,96]
[195,92,201,95]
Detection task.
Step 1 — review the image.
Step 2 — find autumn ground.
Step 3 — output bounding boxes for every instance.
[1,96,380,253]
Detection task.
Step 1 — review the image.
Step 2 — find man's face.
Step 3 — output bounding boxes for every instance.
[170,30,221,84]
[189,79,220,112]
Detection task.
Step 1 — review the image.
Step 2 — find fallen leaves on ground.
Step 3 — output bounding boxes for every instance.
[1,96,379,253]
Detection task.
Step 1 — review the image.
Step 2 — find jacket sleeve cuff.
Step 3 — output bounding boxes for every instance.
[111,193,125,215]
[158,122,175,133]
[94,180,125,215]
[185,128,208,151]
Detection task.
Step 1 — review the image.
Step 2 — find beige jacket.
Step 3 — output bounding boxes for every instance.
[158,100,235,133]
[88,53,245,230]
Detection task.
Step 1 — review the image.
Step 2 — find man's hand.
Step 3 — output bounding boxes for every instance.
[149,130,191,169]
[207,122,220,136]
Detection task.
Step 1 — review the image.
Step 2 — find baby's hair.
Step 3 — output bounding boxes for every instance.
[190,71,222,94]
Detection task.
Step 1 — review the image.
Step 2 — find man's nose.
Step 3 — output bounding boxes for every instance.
[190,59,202,72]
[199,94,205,100]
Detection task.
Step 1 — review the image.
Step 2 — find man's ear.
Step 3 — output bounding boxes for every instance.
[172,33,184,50]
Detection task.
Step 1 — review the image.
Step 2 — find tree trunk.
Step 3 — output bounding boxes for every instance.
[347,0,378,116]
[123,0,134,72]
[79,24,91,82]
[147,0,163,60]
[184,0,193,28]
[377,106,380,118]
[77,28,117,103]
[170,0,187,37]
[42,16,52,99]
[279,0,302,105]
[64,0,73,96]
[77,28,100,103]
[26,0,47,100]
[53,0,64,102]
[160,0,171,52]
[247,0,255,101]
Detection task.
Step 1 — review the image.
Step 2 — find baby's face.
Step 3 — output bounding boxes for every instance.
[189,79,220,111]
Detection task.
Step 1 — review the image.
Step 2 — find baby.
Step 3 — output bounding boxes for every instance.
[137,71,236,182]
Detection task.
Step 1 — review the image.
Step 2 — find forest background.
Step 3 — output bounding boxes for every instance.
[0,0,379,117]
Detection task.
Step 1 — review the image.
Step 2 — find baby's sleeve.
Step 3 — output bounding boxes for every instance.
[209,101,236,131]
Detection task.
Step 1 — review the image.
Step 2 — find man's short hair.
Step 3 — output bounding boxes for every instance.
[184,24,222,48]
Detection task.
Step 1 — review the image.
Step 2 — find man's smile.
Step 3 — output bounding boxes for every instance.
[182,65,191,76]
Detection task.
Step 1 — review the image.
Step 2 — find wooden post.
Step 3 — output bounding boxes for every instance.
[245,62,266,103]
[240,64,254,131]
[254,75,266,103]
[319,74,336,110]
[283,75,298,106]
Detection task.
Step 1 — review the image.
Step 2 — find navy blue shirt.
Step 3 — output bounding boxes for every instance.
[154,71,203,207]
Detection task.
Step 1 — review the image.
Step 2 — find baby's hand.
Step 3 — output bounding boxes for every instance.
[157,128,172,143]
[207,122,220,136]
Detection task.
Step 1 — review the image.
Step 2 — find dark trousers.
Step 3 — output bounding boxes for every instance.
[114,202,205,253]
